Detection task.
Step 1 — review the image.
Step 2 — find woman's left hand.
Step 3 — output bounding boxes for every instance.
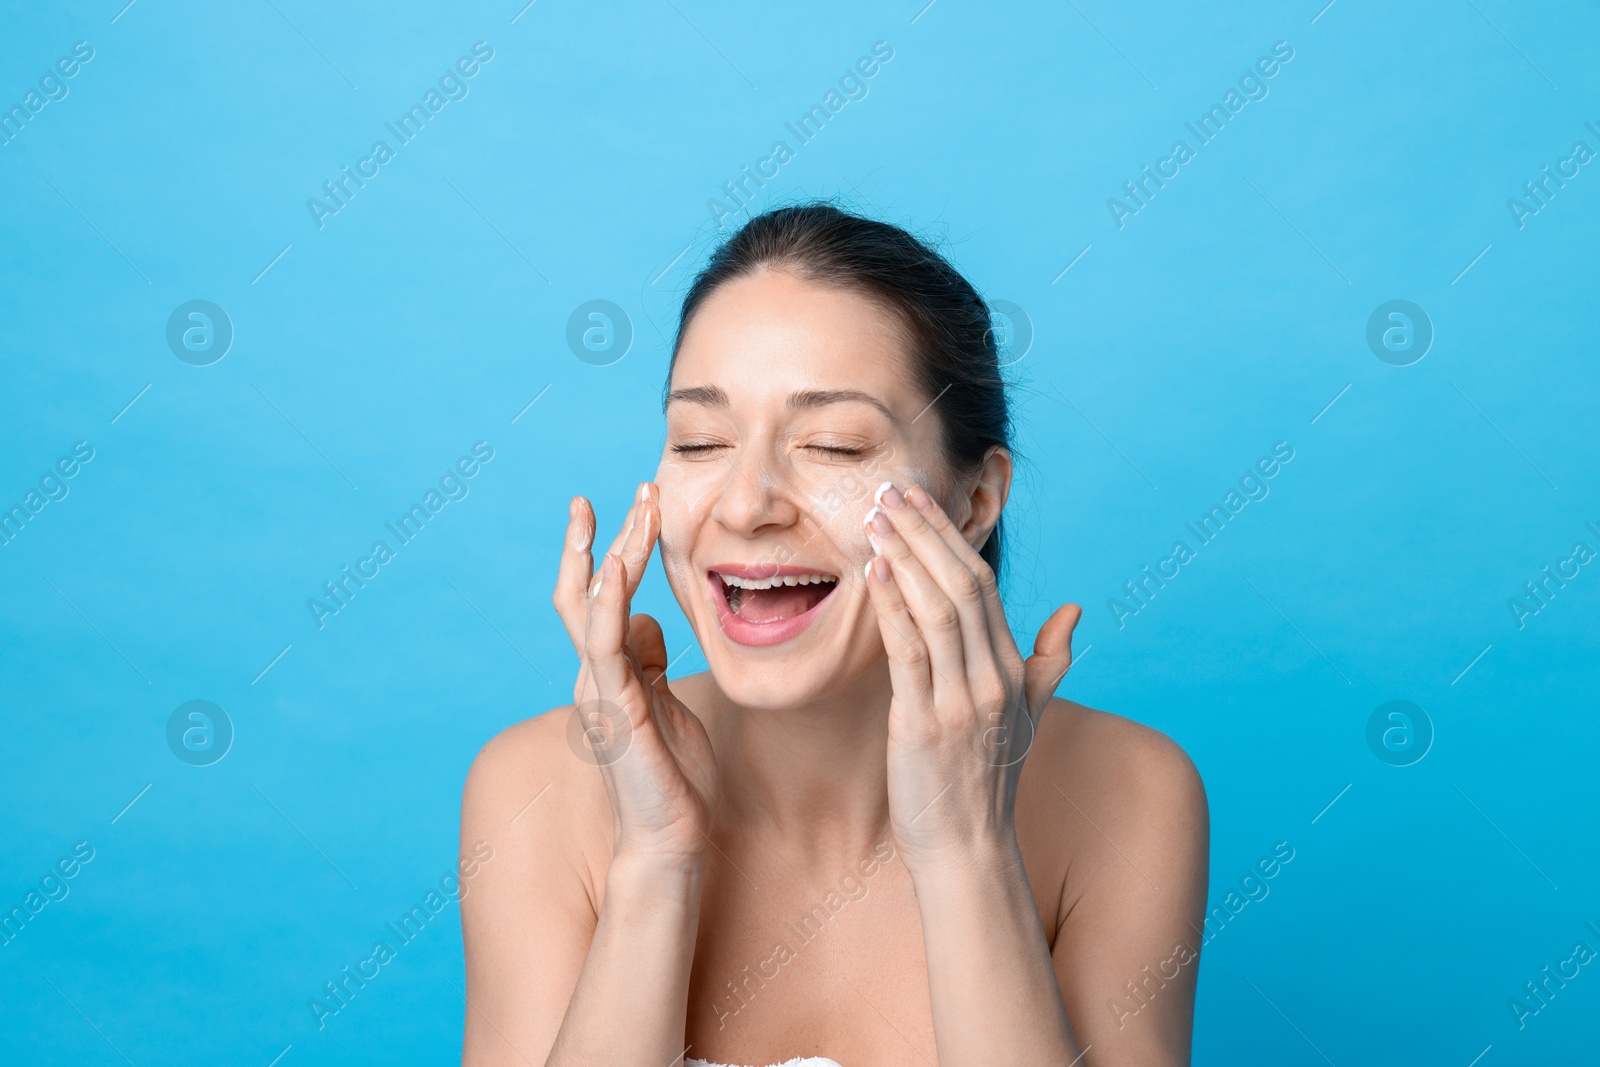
[862,481,1082,873]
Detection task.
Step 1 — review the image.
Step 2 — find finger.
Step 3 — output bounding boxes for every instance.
[616,484,660,599]
[865,505,968,705]
[871,485,999,683]
[897,481,1019,662]
[582,553,639,717]
[1023,603,1082,714]
[861,554,935,710]
[589,482,648,596]
[554,495,597,646]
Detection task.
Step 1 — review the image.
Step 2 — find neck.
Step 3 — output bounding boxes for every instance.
[698,659,895,865]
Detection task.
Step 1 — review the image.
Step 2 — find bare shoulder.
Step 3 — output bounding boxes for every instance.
[1020,706,1209,1059]
[458,709,623,1063]
[460,705,613,905]
[1027,697,1207,812]
[462,704,588,816]
[1018,698,1209,911]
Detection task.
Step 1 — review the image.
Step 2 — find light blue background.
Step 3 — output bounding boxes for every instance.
[3,1,1597,1063]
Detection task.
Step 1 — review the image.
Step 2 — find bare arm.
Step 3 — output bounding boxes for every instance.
[1049,723,1210,1066]
[863,480,1086,1064]
[861,480,1208,1064]
[908,717,1208,1067]
[458,714,708,1067]
[911,834,1083,1064]
[461,484,719,1066]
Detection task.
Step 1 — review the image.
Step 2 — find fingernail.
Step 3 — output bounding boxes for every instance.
[863,509,884,555]
[873,480,895,507]
[872,556,891,583]
[637,482,649,503]
[906,484,934,511]
[870,508,893,537]
[641,482,654,503]
[880,484,906,510]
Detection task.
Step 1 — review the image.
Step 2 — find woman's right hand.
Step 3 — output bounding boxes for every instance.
[553,482,719,872]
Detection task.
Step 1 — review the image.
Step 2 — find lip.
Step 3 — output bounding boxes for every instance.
[705,563,840,648]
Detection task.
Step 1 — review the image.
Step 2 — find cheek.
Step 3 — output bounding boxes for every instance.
[800,462,934,566]
[653,462,714,574]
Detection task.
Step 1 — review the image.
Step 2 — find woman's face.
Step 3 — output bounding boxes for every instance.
[655,267,956,710]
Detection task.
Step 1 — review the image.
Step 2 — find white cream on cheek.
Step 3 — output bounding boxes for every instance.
[652,461,713,599]
[798,460,935,576]
[655,456,937,574]
[651,439,954,625]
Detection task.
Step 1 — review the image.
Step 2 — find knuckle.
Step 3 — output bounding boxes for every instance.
[950,568,982,604]
[897,639,930,670]
[974,561,999,599]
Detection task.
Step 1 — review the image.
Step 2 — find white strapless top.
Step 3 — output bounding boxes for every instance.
[685,1058,843,1067]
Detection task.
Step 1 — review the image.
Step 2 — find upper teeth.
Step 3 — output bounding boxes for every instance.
[719,573,837,590]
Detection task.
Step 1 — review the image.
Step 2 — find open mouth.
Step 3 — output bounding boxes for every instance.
[707,566,840,647]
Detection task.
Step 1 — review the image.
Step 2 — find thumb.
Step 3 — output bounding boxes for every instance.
[1023,603,1082,713]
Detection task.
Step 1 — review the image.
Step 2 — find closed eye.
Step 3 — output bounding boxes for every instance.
[670,442,873,458]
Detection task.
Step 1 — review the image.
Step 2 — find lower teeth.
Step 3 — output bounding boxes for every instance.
[723,579,837,622]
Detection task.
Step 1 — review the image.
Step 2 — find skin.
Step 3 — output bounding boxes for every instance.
[459,268,1210,1067]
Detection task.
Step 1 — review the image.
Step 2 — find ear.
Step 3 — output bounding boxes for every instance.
[960,447,1012,553]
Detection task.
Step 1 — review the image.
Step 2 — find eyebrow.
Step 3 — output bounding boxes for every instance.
[664,385,895,421]
[788,388,896,420]
[663,385,728,410]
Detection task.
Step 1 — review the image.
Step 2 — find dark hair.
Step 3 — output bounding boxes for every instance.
[666,201,1012,579]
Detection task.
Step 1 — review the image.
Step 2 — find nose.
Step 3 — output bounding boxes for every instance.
[709,447,802,537]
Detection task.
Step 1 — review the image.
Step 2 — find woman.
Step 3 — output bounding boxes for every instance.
[460,203,1209,1066]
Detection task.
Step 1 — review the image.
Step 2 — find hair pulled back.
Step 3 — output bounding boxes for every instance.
[668,201,1011,578]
